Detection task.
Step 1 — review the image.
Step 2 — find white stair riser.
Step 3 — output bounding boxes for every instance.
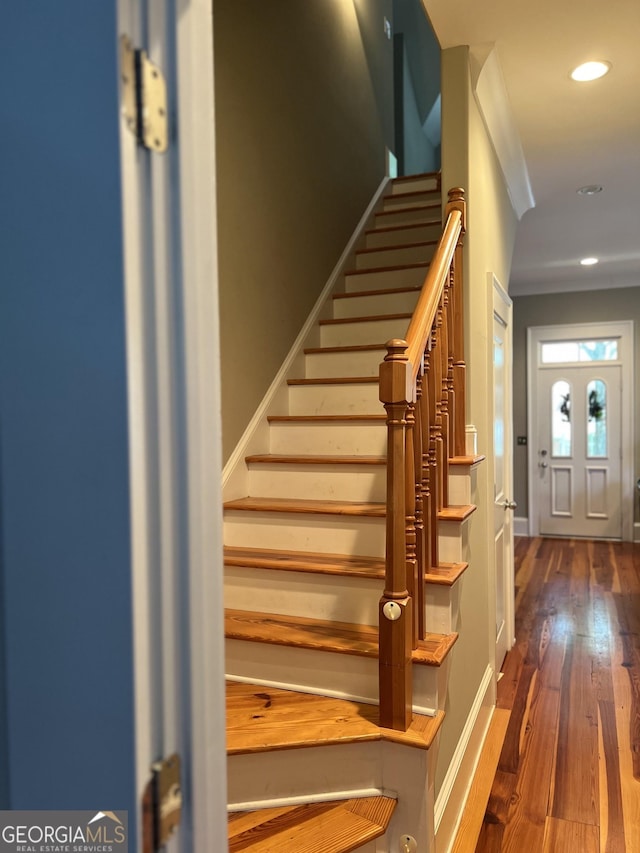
[448,469,472,505]
[248,463,386,503]
[375,205,440,228]
[365,222,441,249]
[320,317,409,347]
[332,289,419,319]
[356,243,436,270]
[226,640,379,703]
[345,266,428,294]
[305,348,384,379]
[288,382,382,416]
[269,422,387,456]
[226,640,440,710]
[438,519,469,564]
[391,176,439,194]
[227,741,383,807]
[224,511,386,557]
[225,566,381,626]
[425,583,461,635]
[383,192,438,211]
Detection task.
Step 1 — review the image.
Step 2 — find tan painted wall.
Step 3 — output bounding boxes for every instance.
[214,0,393,460]
[512,286,640,524]
[438,45,518,796]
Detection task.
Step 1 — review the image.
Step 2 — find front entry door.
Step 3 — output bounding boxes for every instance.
[536,363,622,539]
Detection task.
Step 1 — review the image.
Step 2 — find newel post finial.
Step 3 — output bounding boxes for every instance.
[446,187,466,233]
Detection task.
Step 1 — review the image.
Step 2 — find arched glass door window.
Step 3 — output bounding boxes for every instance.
[587,379,607,457]
[552,380,572,457]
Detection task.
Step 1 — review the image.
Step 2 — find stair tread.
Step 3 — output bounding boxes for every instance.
[225,495,476,521]
[304,343,387,354]
[224,546,468,587]
[319,312,412,326]
[228,794,397,852]
[224,496,386,517]
[345,261,429,276]
[224,545,386,578]
[268,414,386,423]
[246,454,386,466]
[287,375,379,385]
[226,680,444,755]
[375,203,441,218]
[449,454,486,466]
[356,239,437,256]
[385,187,440,200]
[225,608,458,666]
[425,561,469,586]
[365,219,441,236]
[333,285,422,301]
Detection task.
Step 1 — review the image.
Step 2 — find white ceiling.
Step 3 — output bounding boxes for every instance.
[423,0,640,296]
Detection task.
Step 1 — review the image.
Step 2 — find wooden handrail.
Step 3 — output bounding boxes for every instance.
[378,187,466,731]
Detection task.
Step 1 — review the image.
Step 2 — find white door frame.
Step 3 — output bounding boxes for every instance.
[492,275,515,668]
[527,321,634,542]
[117,1,227,850]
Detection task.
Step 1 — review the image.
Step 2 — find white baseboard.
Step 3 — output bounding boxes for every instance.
[222,176,391,501]
[514,516,528,537]
[434,665,495,853]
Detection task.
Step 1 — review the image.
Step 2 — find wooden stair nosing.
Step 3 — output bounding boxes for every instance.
[225,496,476,522]
[332,284,423,301]
[267,414,386,423]
[223,496,386,517]
[226,680,444,755]
[245,454,386,466]
[318,312,412,326]
[355,239,438,257]
[365,219,441,237]
[345,261,429,277]
[225,607,458,667]
[287,375,379,386]
[424,561,469,586]
[449,454,486,467]
[224,545,385,579]
[384,187,441,201]
[374,202,441,220]
[304,343,387,355]
[224,545,467,587]
[228,795,397,853]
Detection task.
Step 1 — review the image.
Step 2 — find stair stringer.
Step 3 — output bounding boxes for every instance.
[222,176,390,502]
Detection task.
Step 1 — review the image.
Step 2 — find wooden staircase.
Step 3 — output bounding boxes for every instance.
[223,173,481,851]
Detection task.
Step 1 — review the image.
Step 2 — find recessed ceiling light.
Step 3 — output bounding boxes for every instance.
[577,184,603,196]
[580,257,599,266]
[571,61,611,82]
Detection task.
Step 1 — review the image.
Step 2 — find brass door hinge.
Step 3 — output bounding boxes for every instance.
[143,753,182,851]
[120,35,168,153]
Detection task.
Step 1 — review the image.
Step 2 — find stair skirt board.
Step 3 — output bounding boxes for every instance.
[225,639,447,713]
[434,665,495,853]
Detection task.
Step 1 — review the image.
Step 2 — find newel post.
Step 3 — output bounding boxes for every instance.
[379,339,413,731]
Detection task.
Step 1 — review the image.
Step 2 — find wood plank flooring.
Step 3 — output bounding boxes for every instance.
[473,537,640,852]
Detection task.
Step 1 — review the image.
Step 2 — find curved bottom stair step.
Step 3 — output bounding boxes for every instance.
[228,795,396,853]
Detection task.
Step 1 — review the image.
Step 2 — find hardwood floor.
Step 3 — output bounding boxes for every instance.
[473,537,640,852]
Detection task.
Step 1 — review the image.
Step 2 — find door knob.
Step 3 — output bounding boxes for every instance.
[503,499,517,510]
[539,461,548,469]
